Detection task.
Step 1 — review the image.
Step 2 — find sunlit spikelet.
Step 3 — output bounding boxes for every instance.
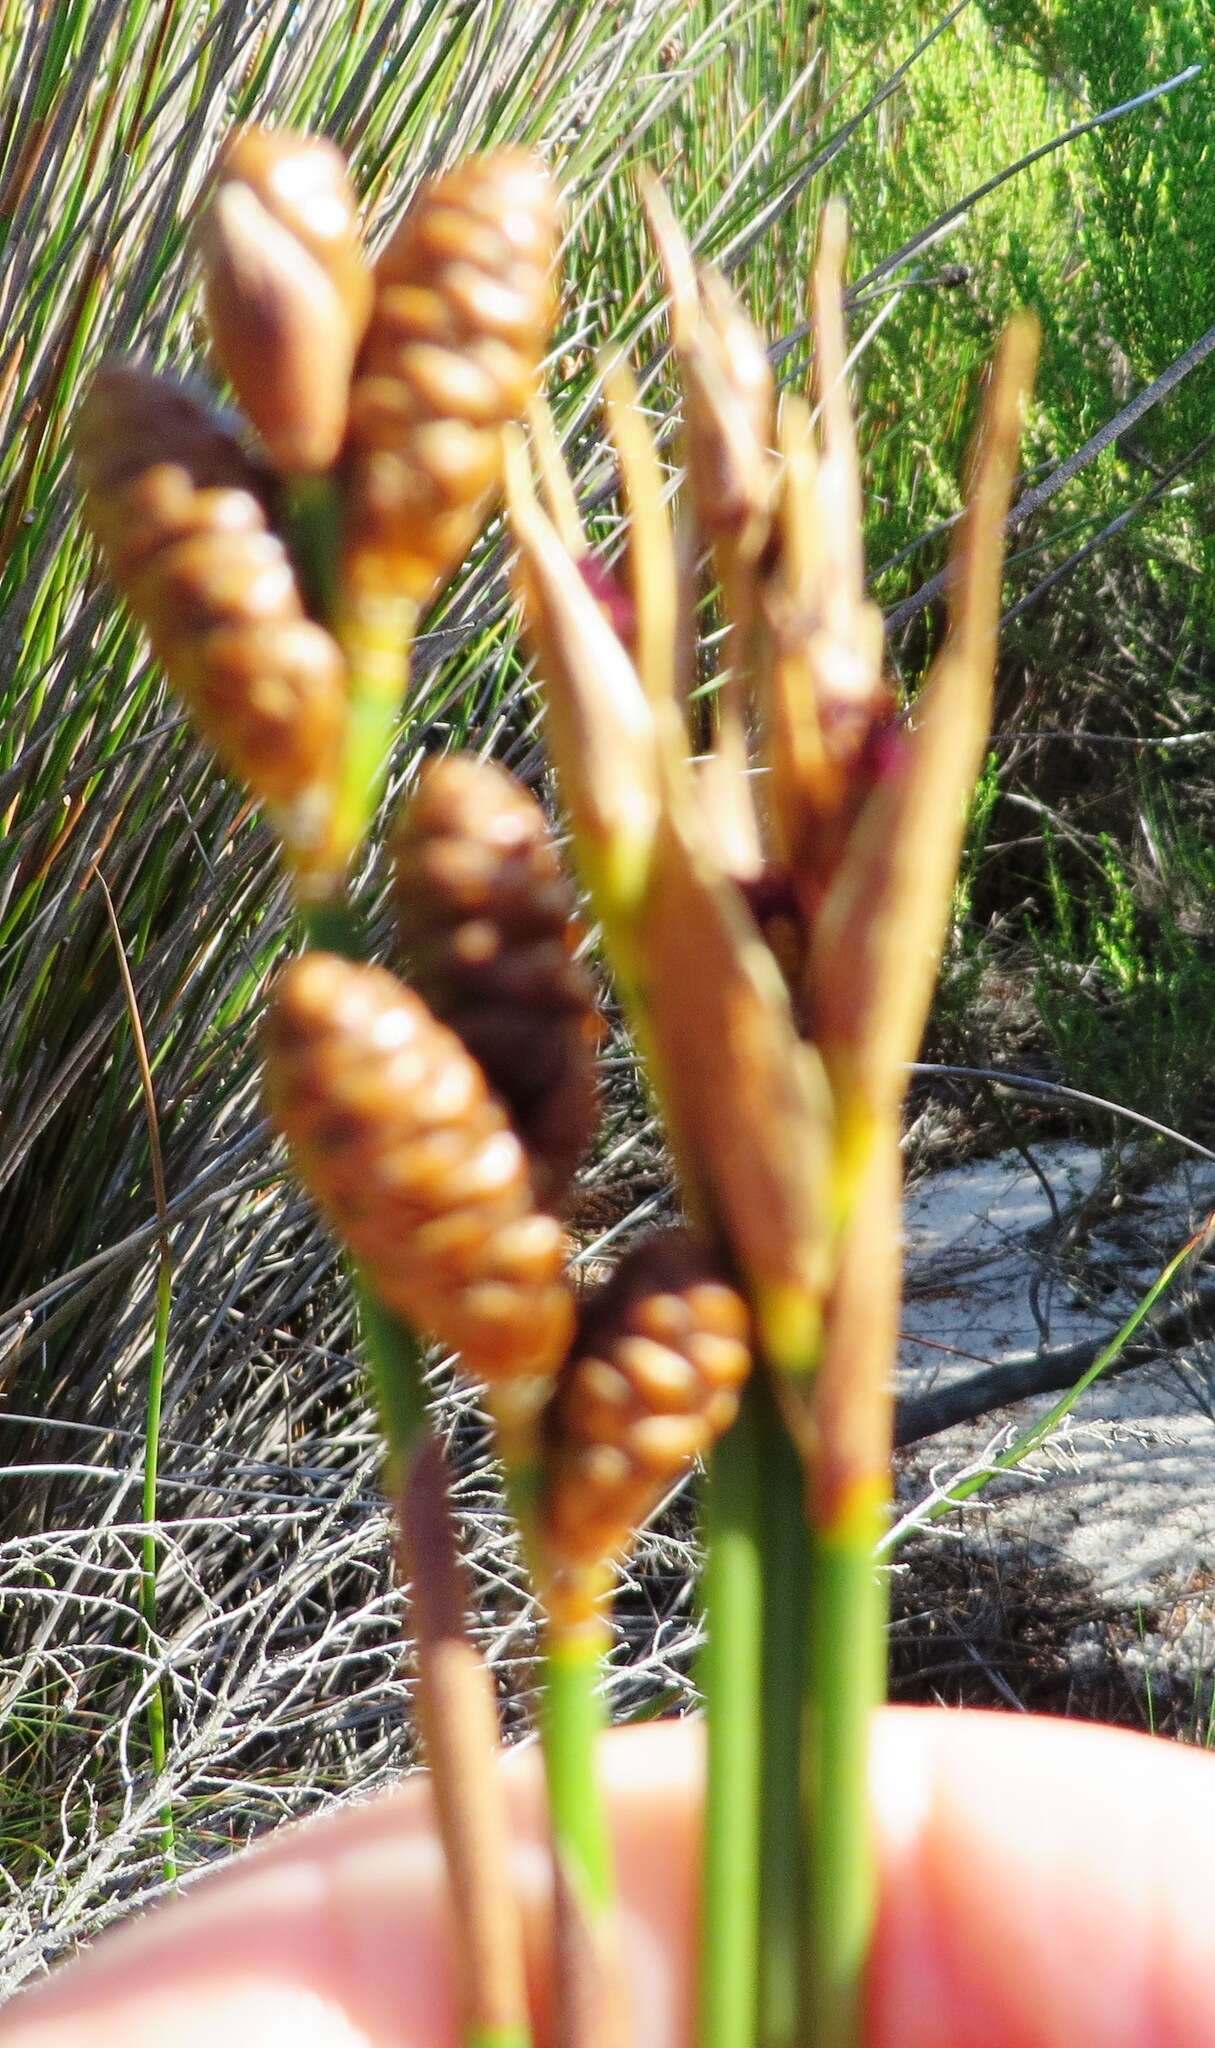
[75,360,345,876]
[265,953,575,1384]
[198,126,372,472]
[541,1231,752,1622]
[345,151,559,604]
[393,754,599,1211]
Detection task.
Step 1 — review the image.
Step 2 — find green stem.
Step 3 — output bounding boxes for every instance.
[286,476,343,621]
[328,590,416,874]
[803,1497,888,2048]
[298,893,365,958]
[699,1379,765,2048]
[355,1278,429,1473]
[139,1247,176,1883]
[756,1386,810,2048]
[540,1621,614,1918]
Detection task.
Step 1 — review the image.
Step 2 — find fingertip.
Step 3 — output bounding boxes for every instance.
[869,1708,1215,2048]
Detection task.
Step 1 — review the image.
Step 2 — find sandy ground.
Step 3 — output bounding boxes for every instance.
[895,1143,1215,1682]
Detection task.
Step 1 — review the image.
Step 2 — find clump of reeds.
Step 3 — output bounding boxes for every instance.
[76,120,1035,2048]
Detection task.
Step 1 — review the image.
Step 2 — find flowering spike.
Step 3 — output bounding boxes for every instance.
[75,361,345,884]
[392,754,600,1212]
[345,150,559,605]
[541,1230,752,1625]
[265,953,575,1387]
[198,127,372,472]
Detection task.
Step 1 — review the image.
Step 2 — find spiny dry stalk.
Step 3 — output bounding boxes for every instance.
[74,105,1036,2048]
[506,185,1037,2048]
[75,127,572,2048]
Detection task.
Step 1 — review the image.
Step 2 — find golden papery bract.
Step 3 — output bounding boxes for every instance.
[393,755,599,1212]
[265,953,575,1384]
[541,1231,752,1615]
[808,316,1040,1132]
[345,150,559,603]
[75,361,346,851]
[640,173,774,561]
[199,127,372,472]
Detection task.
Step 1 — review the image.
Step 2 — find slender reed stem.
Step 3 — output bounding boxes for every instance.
[800,1136,899,2048]
[286,475,343,620]
[401,1421,534,2048]
[541,1619,613,1912]
[291,867,534,2048]
[94,865,177,1881]
[756,1383,810,2048]
[803,1495,888,2048]
[355,1282,429,1471]
[139,1246,177,1882]
[360,1288,534,2048]
[541,1612,622,2048]
[699,1378,765,2048]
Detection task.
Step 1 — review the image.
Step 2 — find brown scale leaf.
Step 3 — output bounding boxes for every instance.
[393,754,600,1212]
[346,150,559,603]
[265,952,575,1384]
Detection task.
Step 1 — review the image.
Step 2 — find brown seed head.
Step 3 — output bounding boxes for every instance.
[265,952,575,1383]
[541,1230,751,1619]
[75,361,346,859]
[198,127,372,471]
[346,150,559,603]
[392,755,599,1211]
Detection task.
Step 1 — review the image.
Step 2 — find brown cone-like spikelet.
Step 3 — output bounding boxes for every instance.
[265,952,575,1383]
[345,150,559,604]
[75,360,345,874]
[198,126,372,472]
[392,755,599,1211]
[541,1231,752,1619]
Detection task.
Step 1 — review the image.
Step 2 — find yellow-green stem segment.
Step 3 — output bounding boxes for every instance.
[699,1380,765,2048]
[541,1617,614,1916]
[803,1494,889,2048]
[328,588,416,875]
